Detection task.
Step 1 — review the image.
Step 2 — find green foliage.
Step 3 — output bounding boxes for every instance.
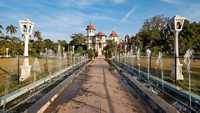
[44,39,55,50]
[124,15,200,55]
[0,47,6,54]
[77,46,83,55]
[70,33,85,46]
[6,25,17,38]
[87,49,95,58]
[0,24,3,34]
[104,40,117,58]
[139,15,168,52]
[33,31,42,41]
[68,46,73,52]
[70,33,86,53]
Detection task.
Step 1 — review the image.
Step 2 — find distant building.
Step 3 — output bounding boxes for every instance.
[109,31,119,43]
[85,22,118,56]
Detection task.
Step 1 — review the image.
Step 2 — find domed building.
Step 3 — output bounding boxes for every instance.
[85,22,119,56]
[109,31,119,43]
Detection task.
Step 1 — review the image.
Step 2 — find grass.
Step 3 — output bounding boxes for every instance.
[118,56,200,95]
[0,57,82,96]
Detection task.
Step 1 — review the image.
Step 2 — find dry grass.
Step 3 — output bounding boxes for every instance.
[119,56,200,95]
[0,57,79,95]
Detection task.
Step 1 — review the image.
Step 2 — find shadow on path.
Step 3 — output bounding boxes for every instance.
[70,98,108,113]
[100,59,116,113]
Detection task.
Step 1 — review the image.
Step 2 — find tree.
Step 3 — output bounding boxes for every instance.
[0,47,6,55]
[77,46,83,55]
[87,49,95,58]
[141,15,168,51]
[104,40,117,58]
[33,31,42,41]
[70,33,85,46]
[6,25,17,38]
[131,34,142,49]
[0,24,3,35]
[44,39,54,49]
[31,40,45,54]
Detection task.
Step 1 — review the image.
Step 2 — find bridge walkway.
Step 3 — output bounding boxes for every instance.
[44,58,147,113]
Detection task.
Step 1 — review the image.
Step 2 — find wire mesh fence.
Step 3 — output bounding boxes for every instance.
[116,54,200,96]
[0,55,86,96]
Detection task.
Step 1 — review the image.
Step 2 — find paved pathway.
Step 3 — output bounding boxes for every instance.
[45,58,146,113]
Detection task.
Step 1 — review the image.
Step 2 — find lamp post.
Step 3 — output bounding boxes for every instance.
[45,48,48,72]
[137,48,141,80]
[6,48,9,57]
[72,45,75,66]
[146,49,151,82]
[168,15,185,82]
[184,49,193,106]
[19,18,34,81]
[124,37,128,56]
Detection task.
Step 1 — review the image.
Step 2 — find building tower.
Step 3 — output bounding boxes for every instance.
[97,32,106,56]
[110,31,118,43]
[86,22,95,50]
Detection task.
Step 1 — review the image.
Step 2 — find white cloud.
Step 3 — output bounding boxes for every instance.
[112,0,126,4]
[161,0,176,4]
[0,1,9,8]
[58,0,103,7]
[114,6,138,30]
[33,10,118,41]
[89,14,118,21]
[160,0,189,4]
[179,4,200,22]
[121,6,137,23]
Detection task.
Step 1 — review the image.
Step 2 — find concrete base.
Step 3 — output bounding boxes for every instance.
[20,58,32,81]
[20,65,32,81]
[171,63,184,80]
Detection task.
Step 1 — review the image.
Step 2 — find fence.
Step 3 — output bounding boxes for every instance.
[0,56,86,96]
[115,54,200,96]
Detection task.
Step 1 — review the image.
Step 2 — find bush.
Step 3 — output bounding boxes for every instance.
[87,49,95,59]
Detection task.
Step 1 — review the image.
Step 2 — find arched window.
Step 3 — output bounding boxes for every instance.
[23,25,27,32]
[29,26,31,32]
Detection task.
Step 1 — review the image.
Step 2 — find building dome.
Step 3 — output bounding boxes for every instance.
[86,22,95,30]
[110,31,118,37]
[97,32,105,36]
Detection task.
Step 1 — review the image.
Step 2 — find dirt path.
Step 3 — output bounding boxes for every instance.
[45,58,146,113]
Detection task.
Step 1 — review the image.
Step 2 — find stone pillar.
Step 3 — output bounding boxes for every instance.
[20,33,32,81]
[6,48,9,57]
[171,31,184,80]
[19,18,34,81]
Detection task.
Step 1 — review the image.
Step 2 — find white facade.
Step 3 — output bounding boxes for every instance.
[87,29,95,36]
[85,23,118,56]
[109,31,119,44]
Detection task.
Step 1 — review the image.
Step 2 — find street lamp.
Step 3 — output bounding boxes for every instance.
[146,49,151,82]
[184,49,194,106]
[72,45,75,66]
[19,18,34,81]
[45,48,48,72]
[6,48,9,57]
[124,36,128,56]
[168,15,185,82]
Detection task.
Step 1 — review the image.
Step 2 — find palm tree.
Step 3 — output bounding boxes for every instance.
[33,31,42,41]
[0,24,3,35]
[6,25,17,38]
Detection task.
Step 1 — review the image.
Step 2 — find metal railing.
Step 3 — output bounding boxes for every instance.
[0,59,88,107]
[113,59,200,112]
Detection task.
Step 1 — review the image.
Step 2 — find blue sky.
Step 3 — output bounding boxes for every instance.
[0,0,199,42]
